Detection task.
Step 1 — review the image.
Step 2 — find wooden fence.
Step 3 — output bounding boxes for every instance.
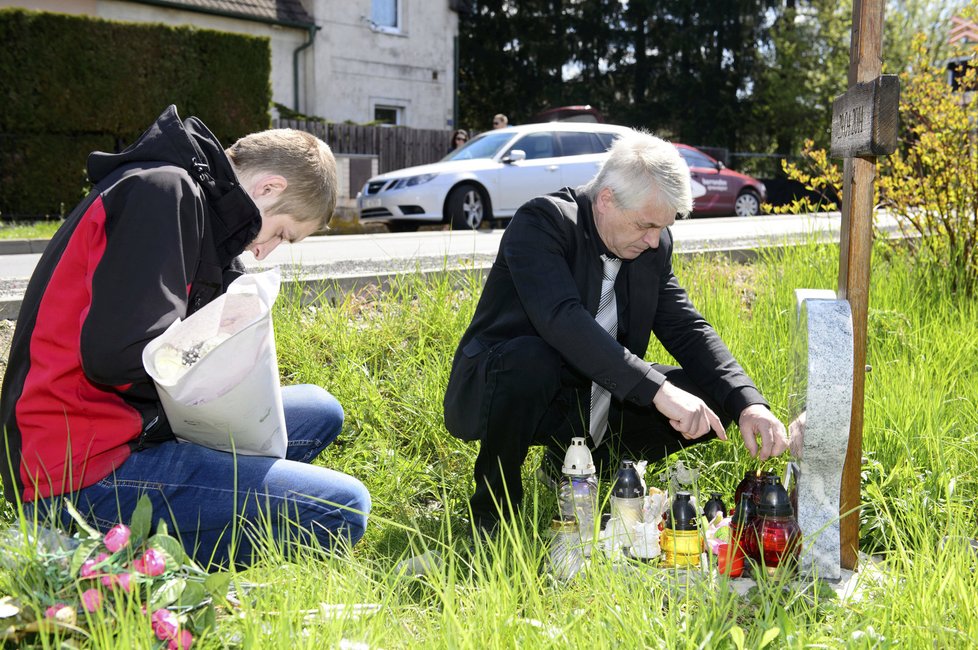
[273,119,453,174]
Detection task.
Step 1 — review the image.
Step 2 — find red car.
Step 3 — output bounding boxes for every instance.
[676,144,766,217]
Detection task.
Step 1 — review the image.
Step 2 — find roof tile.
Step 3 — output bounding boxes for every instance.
[134,0,314,26]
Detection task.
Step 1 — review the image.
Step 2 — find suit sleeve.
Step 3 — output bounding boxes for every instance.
[651,236,767,416]
[79,170,204,399]
[502,197,663,401]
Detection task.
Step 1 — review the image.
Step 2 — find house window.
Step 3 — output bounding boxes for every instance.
[371,0,400,32]
[374,105,402,126]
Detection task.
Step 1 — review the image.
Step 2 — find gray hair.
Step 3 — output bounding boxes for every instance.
[582,130,693,217]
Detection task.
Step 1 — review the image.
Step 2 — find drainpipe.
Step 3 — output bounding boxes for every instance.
[293,25,320,113]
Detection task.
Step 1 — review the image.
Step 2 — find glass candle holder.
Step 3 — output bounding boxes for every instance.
[661,491,702,568]
[759,515,801,574]
[756,477,802,575]
[732,471,757,510]
[732,493,760,563]
[733,470,773,511]
[661,528,702,568]
[716,541,745,578]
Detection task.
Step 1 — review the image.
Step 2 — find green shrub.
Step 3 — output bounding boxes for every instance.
[0,9,271,219]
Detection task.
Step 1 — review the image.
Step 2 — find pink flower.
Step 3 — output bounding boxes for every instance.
[79,553,109,578]
[704,515,732,556]
[44,603,68,619]
[103,524,131,552]
[99,571,132,592]
[168,629,194,650]
[81,588,103,612]
[151,608,179,641]
[133,548,166,576]
[79,559,98,578]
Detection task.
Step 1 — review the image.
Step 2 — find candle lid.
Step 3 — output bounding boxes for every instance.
[612,459,644,498]
[666,491,698,530]
[757,478,794,517]
[561,437,595,476]
[703,492,726,521]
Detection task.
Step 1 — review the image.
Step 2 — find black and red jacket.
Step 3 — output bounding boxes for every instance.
[0,106,261,503]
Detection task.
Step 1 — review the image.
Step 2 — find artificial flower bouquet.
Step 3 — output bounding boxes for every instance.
[0,495,231,647]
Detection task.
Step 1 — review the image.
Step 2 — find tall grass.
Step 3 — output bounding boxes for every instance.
[3,240,976,647]
[0,220,63,240]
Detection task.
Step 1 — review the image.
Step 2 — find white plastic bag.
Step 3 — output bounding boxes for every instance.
[142,268,287,458]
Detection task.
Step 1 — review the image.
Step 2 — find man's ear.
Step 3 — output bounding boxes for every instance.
[251,174,288,198]
[596,186,616,212]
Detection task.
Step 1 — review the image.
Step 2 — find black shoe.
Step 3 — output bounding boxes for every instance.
[472,515,499,544]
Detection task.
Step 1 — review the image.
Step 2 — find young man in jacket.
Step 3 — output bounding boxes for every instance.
[443,130,787,533]
[0,105,370,567]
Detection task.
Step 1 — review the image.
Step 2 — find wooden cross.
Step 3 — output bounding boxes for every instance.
[830,0,900,571]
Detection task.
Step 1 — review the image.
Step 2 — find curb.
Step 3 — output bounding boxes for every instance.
[0,239,49,255]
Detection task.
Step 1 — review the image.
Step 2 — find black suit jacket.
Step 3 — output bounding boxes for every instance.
[443,187,766,441]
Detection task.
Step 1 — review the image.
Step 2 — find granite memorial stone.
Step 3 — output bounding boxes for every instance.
[788,289,854,581]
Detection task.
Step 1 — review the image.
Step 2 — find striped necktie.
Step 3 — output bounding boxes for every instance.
[590,254,622,446]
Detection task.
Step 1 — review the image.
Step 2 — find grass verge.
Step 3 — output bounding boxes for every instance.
[1,239,976,647]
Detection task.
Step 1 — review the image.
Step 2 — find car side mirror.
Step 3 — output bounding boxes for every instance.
[715,160,725,170]
[503,149,526,164]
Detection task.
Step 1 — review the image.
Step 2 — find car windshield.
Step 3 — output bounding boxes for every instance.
[441,132,514,161]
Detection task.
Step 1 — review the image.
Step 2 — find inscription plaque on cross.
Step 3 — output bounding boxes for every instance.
[828,0,900,570]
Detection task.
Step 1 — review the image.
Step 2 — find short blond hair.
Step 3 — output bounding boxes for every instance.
[226,129,337,228]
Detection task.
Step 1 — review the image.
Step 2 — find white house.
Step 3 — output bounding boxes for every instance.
[0,0,462,129]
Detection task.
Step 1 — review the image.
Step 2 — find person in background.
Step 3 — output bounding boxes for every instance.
[450,128,469,152]
[492,114,508,129]
[443,129,788,535]
[0,105,370,567]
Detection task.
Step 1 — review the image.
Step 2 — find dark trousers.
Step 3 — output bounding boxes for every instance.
[470,336,733,525]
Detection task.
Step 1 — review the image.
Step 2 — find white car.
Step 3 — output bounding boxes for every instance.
[357,122,634,231]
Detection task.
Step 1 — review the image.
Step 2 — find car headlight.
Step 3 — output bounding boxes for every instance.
[390,173,438,190]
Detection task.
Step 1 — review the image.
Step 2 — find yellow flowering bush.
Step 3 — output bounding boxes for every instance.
[879,34,978,292]
[767,34,978,293]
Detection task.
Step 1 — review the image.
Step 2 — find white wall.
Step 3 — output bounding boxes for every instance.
[309,0,457,129]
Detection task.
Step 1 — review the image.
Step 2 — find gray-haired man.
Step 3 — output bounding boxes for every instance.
[443,129,787,532]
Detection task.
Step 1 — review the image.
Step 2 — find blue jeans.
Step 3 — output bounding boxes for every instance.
[30,385,370,568]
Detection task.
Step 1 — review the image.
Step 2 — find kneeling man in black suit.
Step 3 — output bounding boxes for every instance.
[443,130,788,532]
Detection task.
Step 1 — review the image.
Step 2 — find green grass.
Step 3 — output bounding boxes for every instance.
[2,240,977,647]
[0,220,63,240]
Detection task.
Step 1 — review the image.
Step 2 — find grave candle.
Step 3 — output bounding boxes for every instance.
[733,493,760,564]
[703,492,726,522]
[660,491,702,568]
[757,476,802,575]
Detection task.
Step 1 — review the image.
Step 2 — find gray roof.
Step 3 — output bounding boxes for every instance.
[131,0,314,27]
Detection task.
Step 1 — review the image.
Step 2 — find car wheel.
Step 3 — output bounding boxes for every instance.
[447,184,488,230]
[386,221,421,233]
[734,191,761,217]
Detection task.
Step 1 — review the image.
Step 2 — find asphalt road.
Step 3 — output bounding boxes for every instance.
[0,211,900,319]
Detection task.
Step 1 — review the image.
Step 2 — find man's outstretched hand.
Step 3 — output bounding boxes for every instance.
[652,381,726,441]
[738,404,788,461]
